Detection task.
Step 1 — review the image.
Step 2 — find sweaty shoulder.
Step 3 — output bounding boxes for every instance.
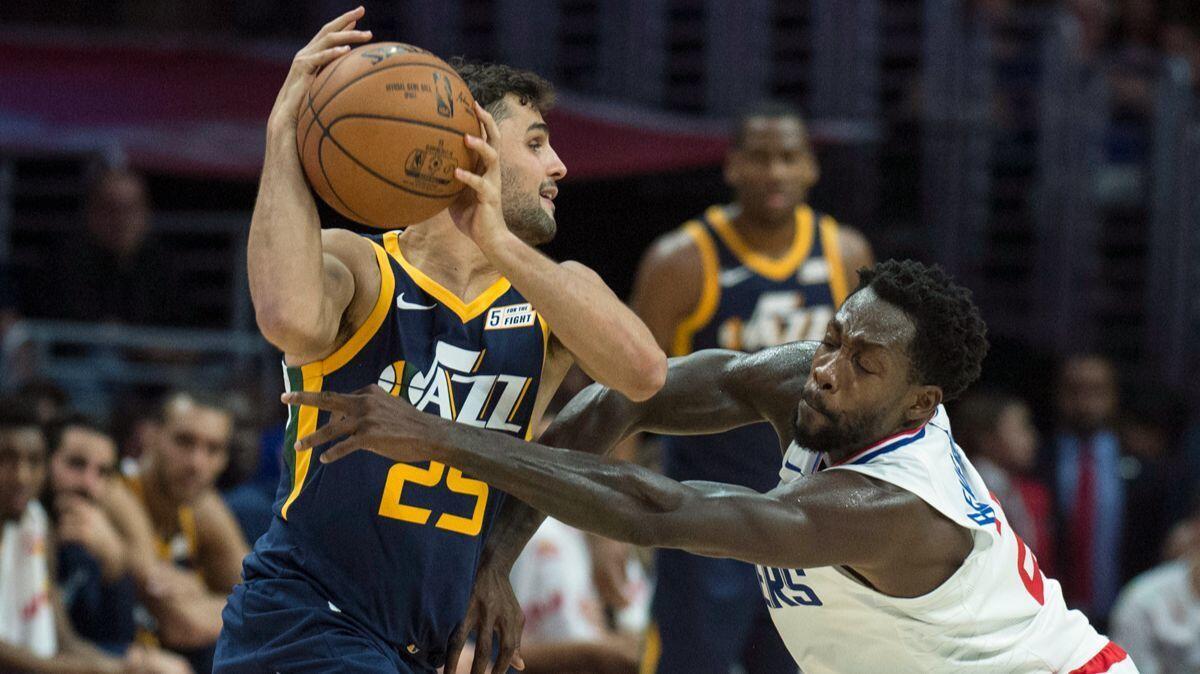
[720,341,816,439]
[631,224,707,352]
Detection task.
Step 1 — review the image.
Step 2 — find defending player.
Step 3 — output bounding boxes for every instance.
[215,8,666,674]
[630,101,873,673]
[292,260,1138,674]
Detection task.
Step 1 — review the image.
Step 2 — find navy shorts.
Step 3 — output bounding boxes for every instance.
[214,577,431,674]
[647,550,796,674]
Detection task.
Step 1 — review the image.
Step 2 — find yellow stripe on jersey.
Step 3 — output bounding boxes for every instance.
[640,622,662,674]
[383,231,511,323]
[301,241,396,377]
[706,204,815,282]
[819,214,849,306]
[282,366,324,520]
[671,221,721,357]
[527,312,552,441]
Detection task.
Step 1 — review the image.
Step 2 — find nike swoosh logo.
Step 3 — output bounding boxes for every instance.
[396,293,435,311]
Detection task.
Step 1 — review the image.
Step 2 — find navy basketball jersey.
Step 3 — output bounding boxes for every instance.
[241,230,549,666]
[664,204,848,492]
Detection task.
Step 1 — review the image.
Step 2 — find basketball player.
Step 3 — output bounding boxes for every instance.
[290,260,1139,673]
[215,7,665,674]
[629,101,873,673]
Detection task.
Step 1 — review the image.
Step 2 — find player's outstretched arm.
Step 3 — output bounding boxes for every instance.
[451,105,666,401]
[284,383,911,571]
[249,8,378,361]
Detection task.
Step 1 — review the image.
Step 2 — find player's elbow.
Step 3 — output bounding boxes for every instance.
[617,347,667,402]
[254,301,333,356]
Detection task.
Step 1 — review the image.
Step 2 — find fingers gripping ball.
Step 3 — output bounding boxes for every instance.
[297,43,481,228]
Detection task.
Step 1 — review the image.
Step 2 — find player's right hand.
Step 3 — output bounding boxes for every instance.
[268,7,372,133]
[445,564,526,674]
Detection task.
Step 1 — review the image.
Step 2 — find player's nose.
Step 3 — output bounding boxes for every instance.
[545,145,567,181]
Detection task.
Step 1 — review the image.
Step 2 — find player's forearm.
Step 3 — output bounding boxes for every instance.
[435,423,690,547]
[153,594,224,649]
[0,644,117,674]
[248,124,328,340]
[477,230,666,400]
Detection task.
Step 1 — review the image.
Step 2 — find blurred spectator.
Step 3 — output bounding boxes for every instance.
[1117,390,1187,580]
[952,390,1056,569]
[0,400,187,673]
[502,517,649,674]
[19,379,71,424]
[124,391,248,672]
[1109,497,1200,674]
[43,414,138,654]
[1047,354,1127,623]
[32,165,181,326]
[1046,354,1176,623]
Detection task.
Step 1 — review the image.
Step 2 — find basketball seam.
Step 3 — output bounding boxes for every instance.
[312,111,371,224]
[312,61,465,122]
[328,113,475,138]
[320,115,469,199]
[301,52,358,153]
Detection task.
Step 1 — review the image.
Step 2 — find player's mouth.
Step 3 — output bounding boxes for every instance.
[539,186,557,211]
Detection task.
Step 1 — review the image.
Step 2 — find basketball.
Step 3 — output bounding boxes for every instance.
[297,42,481,228]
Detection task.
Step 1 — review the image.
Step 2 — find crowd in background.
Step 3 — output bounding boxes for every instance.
[1,163,1197,672]
[2,0,1200,673]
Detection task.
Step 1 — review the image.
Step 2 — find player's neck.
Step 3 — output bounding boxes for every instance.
[397,215,503,297]
[728,204,797,256]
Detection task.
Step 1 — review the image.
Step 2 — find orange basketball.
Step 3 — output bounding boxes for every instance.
[297,43,480,228]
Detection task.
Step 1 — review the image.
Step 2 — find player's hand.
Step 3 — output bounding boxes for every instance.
[588,534,634,610]
[451,103,510,250]
[56,493,127,580]
[123,645,194,674]
[283,386,442,464]
[445,564,526,674]
[268,7,373,133]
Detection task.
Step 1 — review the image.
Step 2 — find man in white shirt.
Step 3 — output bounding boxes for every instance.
[0,401,186,674]
[1111,503,1200,674]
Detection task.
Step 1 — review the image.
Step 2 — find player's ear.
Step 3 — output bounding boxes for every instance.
[906,385,942,425]
[723,152,740,188]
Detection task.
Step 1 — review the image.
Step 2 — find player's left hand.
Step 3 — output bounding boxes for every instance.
[283,386,442,464]
[450,102,509,250]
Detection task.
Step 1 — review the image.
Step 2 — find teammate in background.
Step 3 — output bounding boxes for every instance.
[0,403,188,674]
[294,260,1138,673]
[125,392,247,672]
[627,100,873,673]
[217,8,664,673]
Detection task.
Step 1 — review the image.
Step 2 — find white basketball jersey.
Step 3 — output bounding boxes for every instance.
[755,406,1136,673]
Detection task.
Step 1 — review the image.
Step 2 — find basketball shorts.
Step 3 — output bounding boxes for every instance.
[213,576,432,674]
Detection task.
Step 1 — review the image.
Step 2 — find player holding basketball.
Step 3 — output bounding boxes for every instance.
[629,101,872,674]
[291,260,1138,673]
[214,7,665,674]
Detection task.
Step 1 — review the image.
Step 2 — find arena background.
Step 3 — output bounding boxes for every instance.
[0,0,1198,668]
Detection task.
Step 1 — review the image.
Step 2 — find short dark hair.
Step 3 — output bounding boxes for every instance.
[855,260,989,402]
[0,397,42,433]
[733,100,806,148]
[44,413,111,457]
[450,57,555,121]
[159,390,235,423]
